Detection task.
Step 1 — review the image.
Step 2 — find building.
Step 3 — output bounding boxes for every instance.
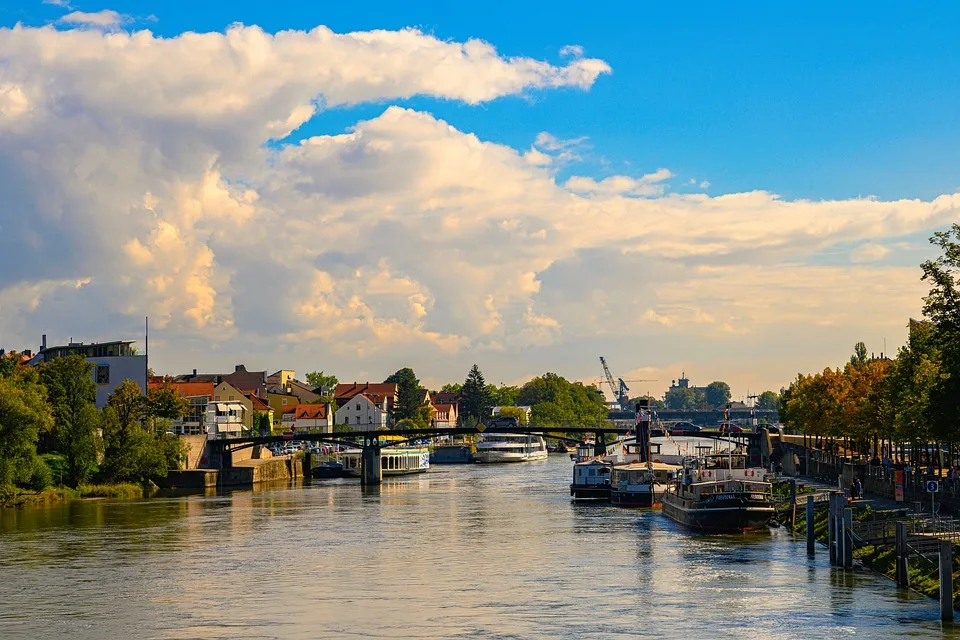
[148,379,214,435]
[223,364,268,399]
[206,401,246,438]
[431,403,458,428]
[334,382,398,413]
[245,392,275,434]
[267,388,300,424]
[281,404,332,433]
[213,381,253,432]
[668,373,708,395]
[334,394,389,431]
[27,335,146,408]
[267,370,296,388]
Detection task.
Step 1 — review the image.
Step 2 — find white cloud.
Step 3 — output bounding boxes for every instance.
[850,243,890,263]
[60,10,125,28]
[700,180,710,189]
[559,44,584,58]
[0,20,954,396]
[42,0,72,6]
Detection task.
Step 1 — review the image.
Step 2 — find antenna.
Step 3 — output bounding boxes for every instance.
[145,316,149,391]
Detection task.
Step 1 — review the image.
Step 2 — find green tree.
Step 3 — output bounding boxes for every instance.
[495,406,528,425]
[921,224,960,440]
[460,365,492,424]
[850,341,869,367]
[385,368,430,427]
[40,356,101,486]
[704,381,731,408]
[439,383,462,395]
[756,390,779,411]
[517,373,607,427]
[254,412,272,435]
[664,386,706,410]
[146,377,188,426]
[306,371,339,397]
[490,384,520,407]
[0,360,54,489]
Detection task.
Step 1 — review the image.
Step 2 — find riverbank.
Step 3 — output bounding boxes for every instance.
[0,482,148,509]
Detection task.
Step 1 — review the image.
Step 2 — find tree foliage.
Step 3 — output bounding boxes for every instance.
[385,368,430,427]
[306,371,338,397]
[460,365,492,424]
[146,377,188,423]
[704,381,732,408]
[517,373,607,427]
[664,386,705,410]
[0,360,54,489]
[40,356,101,486]
[756,390,779,411]
[495,406,528,425]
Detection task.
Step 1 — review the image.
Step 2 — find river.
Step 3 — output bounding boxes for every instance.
[1,454,957,639]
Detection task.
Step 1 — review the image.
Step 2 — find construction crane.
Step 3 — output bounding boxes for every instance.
[599,357,656,409]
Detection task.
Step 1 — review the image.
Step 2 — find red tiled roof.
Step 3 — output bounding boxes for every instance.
[334,382,397,400]
[245,393,272,412]
[148,381,214,399]
[284,404,328,420]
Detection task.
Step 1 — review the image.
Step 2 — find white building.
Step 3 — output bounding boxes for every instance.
[205,402,246,438]
[281,404,331,433]
[28,337,146,408]
[334,394,388,431]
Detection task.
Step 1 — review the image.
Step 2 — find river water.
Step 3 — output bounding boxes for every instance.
[1,454,957,639]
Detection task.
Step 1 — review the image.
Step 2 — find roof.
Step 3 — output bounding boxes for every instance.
[283,404,328,420]
[148,381,215,399]
[616,462,681,471]
[334,382,398,400]
[244,393,272,412]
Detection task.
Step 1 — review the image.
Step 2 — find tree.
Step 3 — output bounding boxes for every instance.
[490,385,520,407]
[850,341,869,367]
[254,412,272,435]
[627,395,665,410]
[385,368,430,427]
[439,383,463,395]
[306,371,338,397]
[664,386,706,410]
[517,372,607,427]
[0,360,54,490]
[460,365,492,424]
[921,224,960,440]
[704,381,731,409]
[40,356,101,486]
[146,377,188,425]
[756,391,779,411]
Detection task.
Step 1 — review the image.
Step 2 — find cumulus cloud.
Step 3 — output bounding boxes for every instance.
[559,44,584,58]
[60,9,125,28]
[0,20,953,392]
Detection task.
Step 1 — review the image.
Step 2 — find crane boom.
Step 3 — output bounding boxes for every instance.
[599,356,630,408]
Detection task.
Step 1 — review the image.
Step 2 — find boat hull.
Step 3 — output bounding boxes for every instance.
[473,451,548,463]
[610,487,658,508]
[312,464,352,479]
[662,493,774,533]
[570,484,611,500]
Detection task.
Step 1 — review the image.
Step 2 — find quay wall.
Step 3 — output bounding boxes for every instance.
[163,457,301,489]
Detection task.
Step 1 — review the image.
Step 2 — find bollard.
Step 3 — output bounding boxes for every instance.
[303,450,312,480]
[828,494,837,565]
[941,540,954,622]
[895,522,909,588]
[806,495,815,555]
[842,507,854,568]
[791,480,797,531]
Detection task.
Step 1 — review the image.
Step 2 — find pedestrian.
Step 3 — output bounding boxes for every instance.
[855,478,862,500]
[850,480,857,500]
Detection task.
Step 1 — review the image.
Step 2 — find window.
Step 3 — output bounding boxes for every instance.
[95,365,109,385]
[345,416,350,425]
[282,399,287,405]
[229,395,234,401]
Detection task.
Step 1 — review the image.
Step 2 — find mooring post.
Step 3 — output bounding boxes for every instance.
[790,479,797,532]
[806,495,816,555]
[842,507,854,568]
[302,450,312,480]
[895,522,909,588]
[941,540,954,622]
[828,494,837,565]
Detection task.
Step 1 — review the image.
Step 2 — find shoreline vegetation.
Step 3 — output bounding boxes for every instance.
[1,481,150,508]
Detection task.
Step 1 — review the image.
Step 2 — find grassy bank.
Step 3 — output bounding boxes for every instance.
[1,482,147,508]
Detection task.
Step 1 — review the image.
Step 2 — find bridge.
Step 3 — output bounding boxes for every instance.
[208,424,762,485]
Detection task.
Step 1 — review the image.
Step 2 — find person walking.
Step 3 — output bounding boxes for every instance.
[855,478,863,500]
[849,480,857,500]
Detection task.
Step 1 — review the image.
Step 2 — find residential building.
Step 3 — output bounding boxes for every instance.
[334,382,398,413]
[334,394,389,431]
[267,388,300,424]
[213,381,254,432]
[147,380,214,435]
[430,391,460,410]
[267,369,296,388]
[27,335,146,408]
[223,364,268,399]
[245,392,275,434]
[281,404,331,433]
[287,379,321,404]
[432,403,458,428]
[206,401,246,438]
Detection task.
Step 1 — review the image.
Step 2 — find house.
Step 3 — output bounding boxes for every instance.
[27,335,146,408]
[333,394,389,431]
[432,403,458,428]
[281,404,331,433]
[205,401,246,438]
[334,382,398,412]
[213,381,253,432]
[223,364,268,399]
[1,349,34,365]
[267,388,300,424]
[148,380,214,435]
[267,370,296,387]
[430,391,460,409]
[244,392,275,434]
[287,379,321,404]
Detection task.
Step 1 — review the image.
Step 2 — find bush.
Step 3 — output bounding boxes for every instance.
[77,483,143,499]
[28,458,52,491]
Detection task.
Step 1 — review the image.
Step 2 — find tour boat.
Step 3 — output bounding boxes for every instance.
[340,446,430,477]
[473,433,548,463]
[609,461,679,507]
[661,454,775,533]
[570,459,612,500]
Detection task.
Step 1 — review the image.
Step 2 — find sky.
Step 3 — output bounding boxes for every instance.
[1,2,958,400]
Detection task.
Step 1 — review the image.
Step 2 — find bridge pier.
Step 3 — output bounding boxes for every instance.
[361,443,382,486]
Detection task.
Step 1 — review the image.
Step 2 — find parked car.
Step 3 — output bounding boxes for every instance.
[485,416,520,429]
[669,422,702,436]
[719,423,745,434]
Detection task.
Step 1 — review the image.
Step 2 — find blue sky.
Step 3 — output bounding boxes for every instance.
[1,1,957,396]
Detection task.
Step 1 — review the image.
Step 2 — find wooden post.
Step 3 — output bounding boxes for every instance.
[939,539,955,621]
[828,494,837,565]
[842,507,854,568]
[895,522,909,588]
[791,479,797,532]
[806,495,815,555]
[302,450,312,480]
[941,540,954,622]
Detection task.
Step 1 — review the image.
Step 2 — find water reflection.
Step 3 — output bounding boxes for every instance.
[1,456,957,639]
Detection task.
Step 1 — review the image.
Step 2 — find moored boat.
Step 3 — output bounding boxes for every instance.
[474,433,548,463]
[661,454,774,533]
[570,459,612,500]
[609,461,679,507]
[340,446,430,477]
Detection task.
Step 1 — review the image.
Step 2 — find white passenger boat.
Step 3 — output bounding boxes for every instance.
[474,433,548,463]
[570,459,612,500]
[341,446,430,477]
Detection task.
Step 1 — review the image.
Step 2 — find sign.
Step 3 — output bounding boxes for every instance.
[927,480,940,493]
[895,470,904,502]
[476,423,486,433]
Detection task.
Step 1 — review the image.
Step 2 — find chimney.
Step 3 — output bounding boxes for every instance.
[193,368,198,376]
[41,334,46,350]
[23,349,32,357]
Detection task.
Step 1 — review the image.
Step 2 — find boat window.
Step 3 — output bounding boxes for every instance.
[589,469,596,477]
